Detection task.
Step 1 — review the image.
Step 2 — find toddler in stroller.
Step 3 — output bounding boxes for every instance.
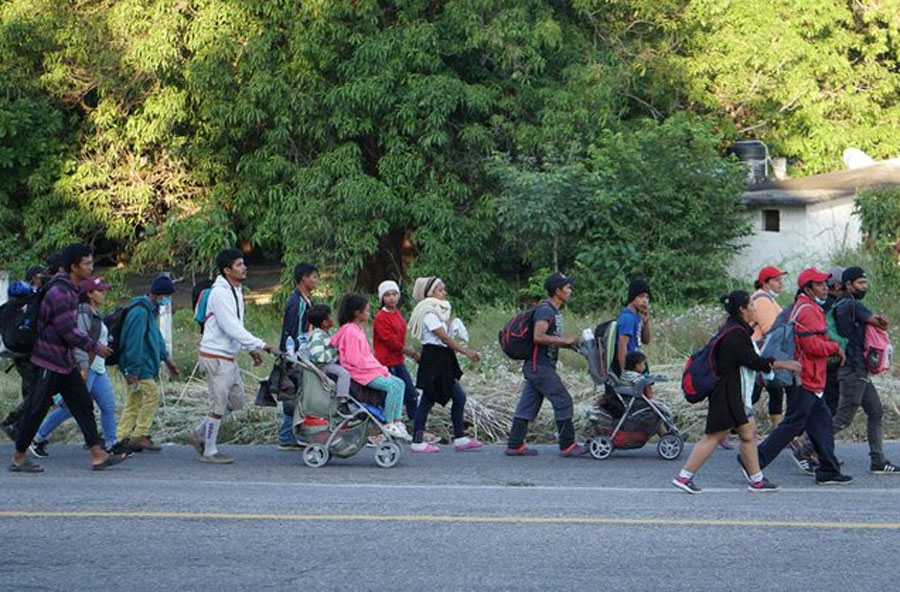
[287,355,405,469]
[578,320,685,460]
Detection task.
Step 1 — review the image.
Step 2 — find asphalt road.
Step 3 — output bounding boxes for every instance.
[2,440,900,592]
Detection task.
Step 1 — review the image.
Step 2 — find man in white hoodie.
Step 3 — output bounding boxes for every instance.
[188,249,274,464]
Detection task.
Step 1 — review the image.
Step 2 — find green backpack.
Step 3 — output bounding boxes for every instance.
[826,300,850,351]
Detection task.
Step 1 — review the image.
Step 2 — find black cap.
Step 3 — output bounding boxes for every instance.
[544,272,573,296]
[842,266,866,285]
[627,278,651,304]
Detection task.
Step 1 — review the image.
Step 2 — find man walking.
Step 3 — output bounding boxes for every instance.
[756,268,852,485]
[116,276,180,452]
[188,249,273,464]
[9,244,126,472]
[505,272,587,457]
[831,266,898,474]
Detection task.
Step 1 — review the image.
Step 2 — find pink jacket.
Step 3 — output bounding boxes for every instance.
[330,322,389,385]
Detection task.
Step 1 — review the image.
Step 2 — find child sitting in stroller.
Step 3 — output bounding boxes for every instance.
[307,304,354,417]
[621,351,672,438]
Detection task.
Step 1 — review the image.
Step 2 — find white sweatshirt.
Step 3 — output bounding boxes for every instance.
[199,275,266,358]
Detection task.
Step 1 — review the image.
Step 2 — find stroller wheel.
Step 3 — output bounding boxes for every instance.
[302,444,330,468]
[657,434,684,460]
[589,436,613,460]
[374,441,402,468]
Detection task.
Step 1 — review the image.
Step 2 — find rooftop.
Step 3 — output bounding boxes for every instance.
[742,160,900,207]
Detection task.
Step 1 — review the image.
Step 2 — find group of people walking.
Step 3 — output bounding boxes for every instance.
[2,244,897,489]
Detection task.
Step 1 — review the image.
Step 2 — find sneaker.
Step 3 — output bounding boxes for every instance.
[454,439,484,452]
[411,443,441,454]
[384,423,412,442]
[672,476,701,494]
[736,455,751,483]
[422,432,441,444]
[559,443,589,457]
[505,444,538,456]
[747,477,779,492]
[792,449,817,475]
[28,441,49,459]
[366,434,385,448]
[871,461,899,474]
[277,441,303,451]
[816,474,853,486]
[200,452,235,464]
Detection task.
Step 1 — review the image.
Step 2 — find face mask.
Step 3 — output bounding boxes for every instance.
[766,289,779,298]
[813,296,827,305]
[158,296,172,307]
[853,289,867,301]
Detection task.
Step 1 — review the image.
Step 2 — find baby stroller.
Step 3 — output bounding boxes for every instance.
[577,321,685,461]
[284,356,403,469]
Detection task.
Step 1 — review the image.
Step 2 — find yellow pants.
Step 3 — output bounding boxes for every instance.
[117,379,159,441]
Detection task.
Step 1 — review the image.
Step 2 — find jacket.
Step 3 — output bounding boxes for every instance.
[120,296,168,380]
[30,273,101,374]
[750,289,782,342]
[793,293,839,392]
[373,308,407,367]
[279,289,311,351]
[712,318,774,407]
[199,275,266,359]
[329,322,388,385]
[74,302,103,372]
[308,328,338,367]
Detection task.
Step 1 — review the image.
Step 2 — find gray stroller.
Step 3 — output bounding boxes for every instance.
[288,356,403,469]
[577,321,685,460]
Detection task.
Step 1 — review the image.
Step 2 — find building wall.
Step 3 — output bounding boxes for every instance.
[731,195,861,280]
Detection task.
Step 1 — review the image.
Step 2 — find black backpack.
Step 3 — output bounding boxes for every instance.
[498,303,545,360]
[104,300,152,367]
[0,279,66,358]
[191,278,215,334]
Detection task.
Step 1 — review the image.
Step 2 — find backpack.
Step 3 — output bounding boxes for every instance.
[191,279,215,333]
[825,299,850,351]
[760,302,822,387]
[681,325,742,404]
[0,278,66,358]
[104,300,153,367]
[864,325,892,375]
[498,304,541,360]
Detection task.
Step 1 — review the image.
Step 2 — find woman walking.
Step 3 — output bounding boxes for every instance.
[408,277,483,453]
[749,265,788,427]
[672,290,800,493]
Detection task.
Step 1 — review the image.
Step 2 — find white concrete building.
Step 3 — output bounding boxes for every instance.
[732,161,900,280]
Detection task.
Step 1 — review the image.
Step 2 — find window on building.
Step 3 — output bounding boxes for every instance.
[762,209,780,232]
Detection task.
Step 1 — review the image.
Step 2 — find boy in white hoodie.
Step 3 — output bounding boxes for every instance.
[188,249,274,464]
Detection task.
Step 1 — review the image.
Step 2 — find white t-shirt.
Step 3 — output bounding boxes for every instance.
[90,323,109,375]
[421,313,448,347]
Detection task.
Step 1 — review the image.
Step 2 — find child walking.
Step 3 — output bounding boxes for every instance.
[373,280,420,420]
[330,294,412,442]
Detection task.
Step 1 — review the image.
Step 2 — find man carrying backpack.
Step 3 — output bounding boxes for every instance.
[505,272,587,457]
[1,270,42,441]
[831,266,898,474]
[756,268,852,485]
[9,244,126,472]
[115,276,181,453]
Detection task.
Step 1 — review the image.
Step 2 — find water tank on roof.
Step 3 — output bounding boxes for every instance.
[728,140,769,185]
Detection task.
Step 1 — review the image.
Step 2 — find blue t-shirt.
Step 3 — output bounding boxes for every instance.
[616,307,643,354]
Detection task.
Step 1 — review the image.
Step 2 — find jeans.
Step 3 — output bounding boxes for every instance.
[834,367,885,464]
[367,375,405,422]
[413,382,467,443]
[35,370,117,449]
[14,367,101,453]
[757,386,842,480]
[388,363,419,420]
[278,407,294,444]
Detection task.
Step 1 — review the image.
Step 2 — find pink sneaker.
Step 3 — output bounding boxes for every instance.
[454,439,484,452]
[411,443,440,454]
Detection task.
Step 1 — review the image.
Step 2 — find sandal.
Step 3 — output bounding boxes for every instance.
[92,452,129,471]
[9,459,44,473]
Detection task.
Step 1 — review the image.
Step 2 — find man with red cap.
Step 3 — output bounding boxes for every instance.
[755,268,853,485]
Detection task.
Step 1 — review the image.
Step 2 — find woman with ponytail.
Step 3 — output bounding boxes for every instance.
[672,290,801,494]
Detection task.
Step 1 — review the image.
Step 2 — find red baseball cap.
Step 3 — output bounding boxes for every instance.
[796,267,831,288]
[79,276,112,293]
[757,266,786,285]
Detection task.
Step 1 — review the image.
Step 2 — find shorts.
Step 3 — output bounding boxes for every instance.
[200,357,245,416]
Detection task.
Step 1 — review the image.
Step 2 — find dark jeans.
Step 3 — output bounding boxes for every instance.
[751,382,784,416]
[14,366,101,453]
[834,367,884,465]
[1,358,36,431]
[413,382,466,443]
[508,364,575,450]
[824,362,840,416]
[757,386,842,480]
[388,363,419,420]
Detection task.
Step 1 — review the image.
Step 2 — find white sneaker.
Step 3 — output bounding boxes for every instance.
[384,422,412,442]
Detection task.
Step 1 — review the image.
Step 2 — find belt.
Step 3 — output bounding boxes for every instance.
[199,351,235,362]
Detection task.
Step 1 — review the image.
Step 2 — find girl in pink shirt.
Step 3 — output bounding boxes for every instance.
[330,294,411,442]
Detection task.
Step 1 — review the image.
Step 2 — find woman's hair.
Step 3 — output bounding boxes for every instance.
[720,290,750,318]
[624,351,646,372]
[753,280,763,290]
[337,294,369,325]
[308,304,331,329]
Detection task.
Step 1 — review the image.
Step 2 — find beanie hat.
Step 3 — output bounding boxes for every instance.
[627,279,651,304]
[378,280,400,303]
[412,277,443,302]
[150,275,176,296]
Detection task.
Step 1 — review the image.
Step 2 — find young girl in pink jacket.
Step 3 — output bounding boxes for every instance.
[330,294,411,442]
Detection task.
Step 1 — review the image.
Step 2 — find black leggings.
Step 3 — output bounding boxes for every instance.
[751,382,785,416]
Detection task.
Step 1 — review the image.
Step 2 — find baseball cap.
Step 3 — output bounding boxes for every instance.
[79,276,112,293]
[544,272,573,295]
[842,266,866,285]
[757,266,787,285]
[826,267,845,288]
[797,267,831,288]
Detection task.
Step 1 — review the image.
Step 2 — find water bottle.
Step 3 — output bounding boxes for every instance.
[285,336,296,360]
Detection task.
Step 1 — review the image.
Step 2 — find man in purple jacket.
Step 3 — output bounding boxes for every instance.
[9,244,126,473]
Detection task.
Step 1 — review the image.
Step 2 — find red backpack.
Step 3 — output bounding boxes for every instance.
[681,325,742,404]
[498,306,539,360]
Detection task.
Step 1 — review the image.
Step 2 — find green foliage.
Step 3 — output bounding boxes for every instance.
[854,187,900,288]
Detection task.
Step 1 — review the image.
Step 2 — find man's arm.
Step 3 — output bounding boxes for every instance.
[616,334,629,373]
[534,320,577,347]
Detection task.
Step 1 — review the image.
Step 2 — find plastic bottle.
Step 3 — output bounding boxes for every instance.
[285,336,296,360]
